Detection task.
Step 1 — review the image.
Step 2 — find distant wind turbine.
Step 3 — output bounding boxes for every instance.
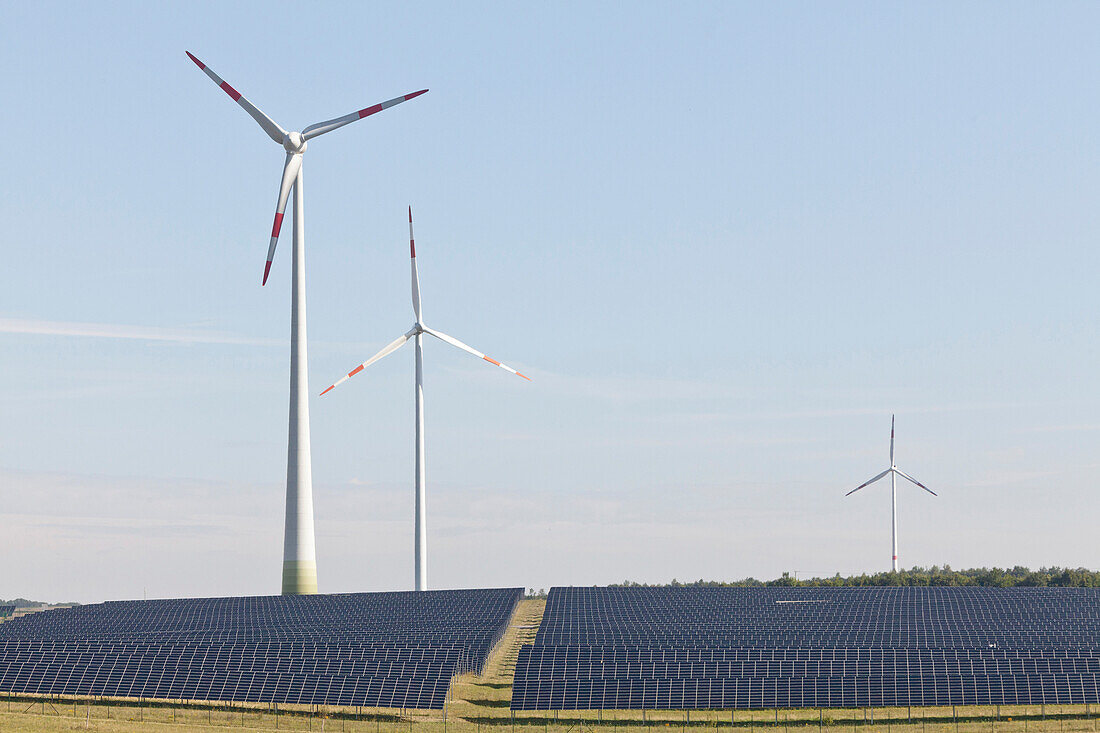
[845,415,937,572]
[320,208,530,591]
[186,52,427,595]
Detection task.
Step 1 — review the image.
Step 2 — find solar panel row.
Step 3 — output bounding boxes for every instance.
[515,656,1100,679]
[533,633,1099,648]
[512,586,1100,711]
[0,640,462,660]
[0,587,521,709]
[516,646,1100,662]
[2,666,453,708]
[0,650,457,679]
[512,674,1100,710]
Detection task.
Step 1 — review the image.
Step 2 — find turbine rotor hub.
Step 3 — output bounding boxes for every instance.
[283,131,307,154]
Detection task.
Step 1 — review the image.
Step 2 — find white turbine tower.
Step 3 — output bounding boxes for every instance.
[845,415,937,573]
[320,208,530,591]
[186,52,427,595]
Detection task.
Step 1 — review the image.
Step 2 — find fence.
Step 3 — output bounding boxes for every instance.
[3,694,1100,733]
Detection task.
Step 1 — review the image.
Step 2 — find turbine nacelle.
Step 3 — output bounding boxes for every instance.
[282,132,307,154]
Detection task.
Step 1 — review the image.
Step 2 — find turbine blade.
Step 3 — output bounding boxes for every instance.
[894,468,938,496]
[185,52,286,145]
[890,414,895,465]
[845,469,890,496]
[422,327,531,381]
[319,333,412,396]
[301,89,429,141]
[410,206,422,322]
[263,153,303,286]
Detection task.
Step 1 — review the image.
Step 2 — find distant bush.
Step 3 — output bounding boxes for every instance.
[0,599,81,609]
[610,567,1100,588]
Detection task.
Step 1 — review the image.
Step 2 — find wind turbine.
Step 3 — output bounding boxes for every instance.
[186,52,427,595]
[320,208,530,591]
[845,415,937,572]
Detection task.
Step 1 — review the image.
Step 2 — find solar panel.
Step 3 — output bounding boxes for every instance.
[511,586,1100,710]
[0,587,521,709]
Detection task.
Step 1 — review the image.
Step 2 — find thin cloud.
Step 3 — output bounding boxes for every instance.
[0,317,279,346]
[1023,424,1100,434]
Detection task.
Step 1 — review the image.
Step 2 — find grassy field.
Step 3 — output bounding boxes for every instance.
[3,601,1100,733]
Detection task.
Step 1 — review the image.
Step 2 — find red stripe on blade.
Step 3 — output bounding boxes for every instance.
[410,240,416,258]
[348,365,364,377]
[357,103,383,119]
[185,51,205,70]
[220,81,241,101]
[405,90,429,101]
[320,386,335,396]
[262,260,272,286]
[271,213,284,238]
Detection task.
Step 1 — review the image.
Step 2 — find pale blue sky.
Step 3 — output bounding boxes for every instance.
[2,2,1099,603]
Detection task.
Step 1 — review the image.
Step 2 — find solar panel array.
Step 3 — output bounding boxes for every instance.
[0,587,521,709]
[511,586,1100,710]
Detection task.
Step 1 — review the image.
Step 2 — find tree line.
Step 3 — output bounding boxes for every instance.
[610,566,1100,588]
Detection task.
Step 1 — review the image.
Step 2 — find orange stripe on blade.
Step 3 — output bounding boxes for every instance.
[320,386,335,396]
[483,356,500,366]
[348,365,364,377]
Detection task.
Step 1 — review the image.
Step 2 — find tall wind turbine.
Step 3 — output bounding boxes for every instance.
[845,415,937,572]
[186,52,427,595]
[320,208,530,591]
